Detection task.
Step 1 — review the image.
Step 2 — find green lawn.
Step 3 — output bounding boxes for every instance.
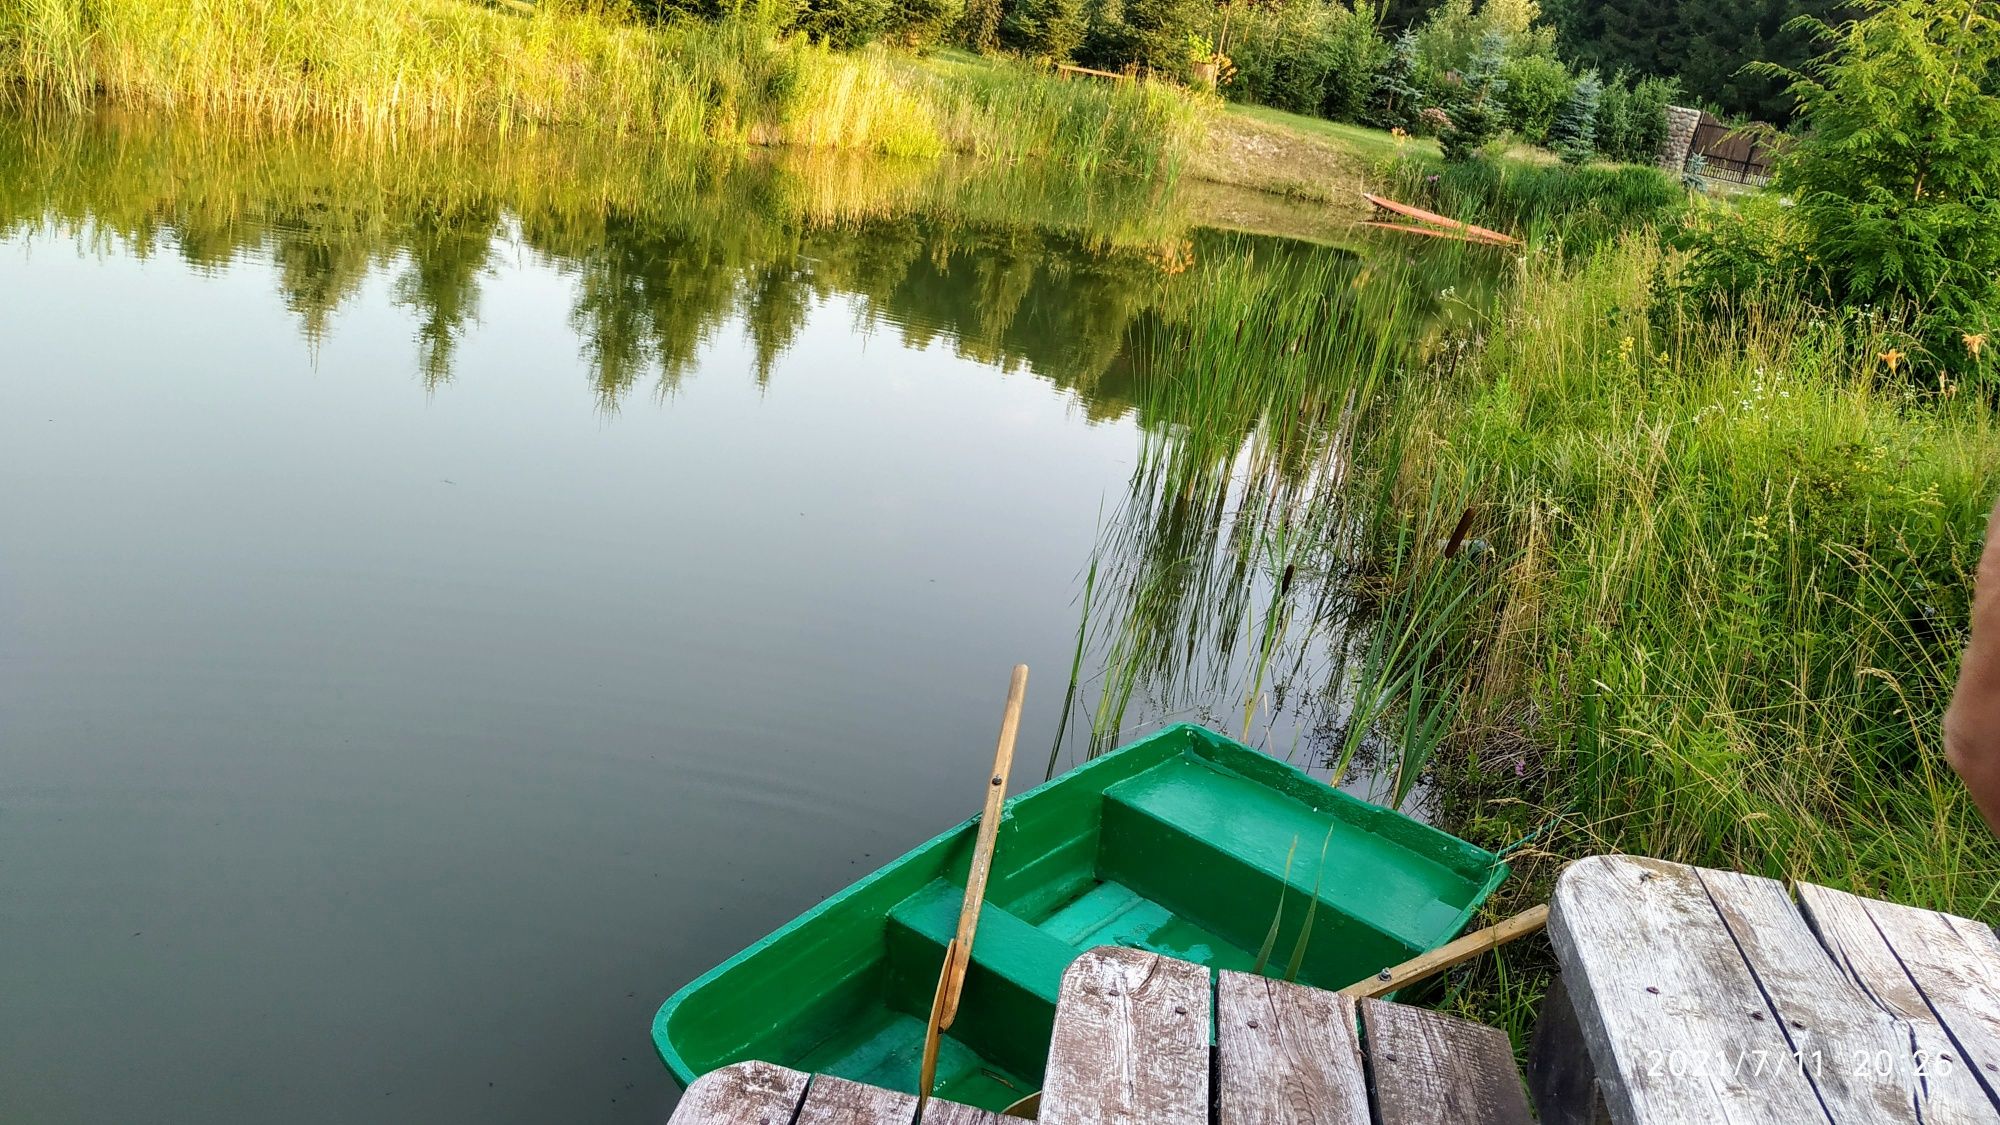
[1223,102,1440,163]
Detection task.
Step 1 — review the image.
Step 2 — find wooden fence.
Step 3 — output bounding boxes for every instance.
[1688,113,1778,185]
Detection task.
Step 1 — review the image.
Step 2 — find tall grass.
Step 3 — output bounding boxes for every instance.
[1381,157,1685,252]
[1047,235,1512,798]
[1383,232,2000,1045]
[0,0,1205,171]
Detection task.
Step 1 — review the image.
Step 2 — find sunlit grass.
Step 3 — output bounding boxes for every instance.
[0,0,1206,173]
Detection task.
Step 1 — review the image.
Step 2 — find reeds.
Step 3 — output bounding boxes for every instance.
[1046,233,1509,800]
[1057,217,2000,941]
[0,0,1205,172]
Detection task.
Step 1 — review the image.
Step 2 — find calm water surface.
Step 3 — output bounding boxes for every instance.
[0,114,1457,1122]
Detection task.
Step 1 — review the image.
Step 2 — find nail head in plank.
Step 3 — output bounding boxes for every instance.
[1037,946,1210,1125]
[1548,855,1829,1124]
[795,1074,918,1125]
[1217,970,1370,1125]
[669,1061,810,1125]
[1360,998,1533,1125]
[1796,881,2000,1125]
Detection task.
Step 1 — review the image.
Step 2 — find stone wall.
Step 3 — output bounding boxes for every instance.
[1658,105,1702,174]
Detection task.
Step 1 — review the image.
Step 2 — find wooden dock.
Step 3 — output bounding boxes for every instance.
[667,855,2000,1124]
[1531,855,2000,1124]
[670,946,1530,1125]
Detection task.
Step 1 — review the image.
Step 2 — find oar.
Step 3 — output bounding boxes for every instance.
[917,665,1030,1117]
[1338,903,1549,999]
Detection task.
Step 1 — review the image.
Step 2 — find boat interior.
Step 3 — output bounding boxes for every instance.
[655,724,1506,1112]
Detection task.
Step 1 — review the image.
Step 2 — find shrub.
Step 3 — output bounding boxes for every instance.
[1080,0,1204,79]
[1316,3,1391,122]
[1223,0,1387,121]
[1594,71,1679,163]
[1496,53,1569,143]
[890,0,966,46]
[794,0,892,48]
[1765,0,2000,377]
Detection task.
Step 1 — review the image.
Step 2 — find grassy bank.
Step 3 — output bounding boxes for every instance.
[0,0,1203,172]
[1407,233,2000,1035]
[1060,213,2000,1045]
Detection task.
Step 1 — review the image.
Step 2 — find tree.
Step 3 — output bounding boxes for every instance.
[1001,0,1086,58]
[1439,30,1507,160]
[1770,0,2000,370]
[1367,28,1424,129]
[962,0,1004,51]
[1549,68,1601,164]
[1542,0,1850,122]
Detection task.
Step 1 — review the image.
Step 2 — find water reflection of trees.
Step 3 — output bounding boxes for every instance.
[1,112,1210,414]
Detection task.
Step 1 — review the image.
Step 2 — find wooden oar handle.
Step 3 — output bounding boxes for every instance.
[941,664,1028,1028]
[1339,904,1549,999]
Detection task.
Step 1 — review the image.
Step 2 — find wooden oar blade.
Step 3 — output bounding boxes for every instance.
[916,938,962,1117]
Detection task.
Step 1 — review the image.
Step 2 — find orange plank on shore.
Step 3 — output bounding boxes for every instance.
[1362,192,1520,246]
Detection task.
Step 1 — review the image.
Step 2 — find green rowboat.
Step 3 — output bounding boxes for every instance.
[652,723,1507,1112]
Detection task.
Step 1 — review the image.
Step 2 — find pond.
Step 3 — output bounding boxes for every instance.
[0,111,1494,1122]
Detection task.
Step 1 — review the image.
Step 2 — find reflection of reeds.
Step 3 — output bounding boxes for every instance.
[1050,236,1512,809]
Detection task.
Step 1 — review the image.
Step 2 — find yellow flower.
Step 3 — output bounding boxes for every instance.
[1965,333,1988,359]
[1879,348,1905,373]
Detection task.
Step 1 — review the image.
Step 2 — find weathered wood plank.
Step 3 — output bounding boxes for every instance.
[1037,946,1209,1125]
[1864,894,2000,1103]
[1217,970,1370,1124]
[1548,854,1829,1124]
[669,1061,809,1125]
[1526,973,1611,1125]
[795,1074,916,1125]
[1360,998,1533,1125]
[1697,868,1925,1121]
[1796,881,2000,1125]
[919,1098,1009,1124]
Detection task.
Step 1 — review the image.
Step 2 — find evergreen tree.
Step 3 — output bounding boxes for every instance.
[1550,69,1601,164]
[1367,29,1424,129]
[1000,0,1086,59]
[961,0,1003,51]
[1438,30,1507,161]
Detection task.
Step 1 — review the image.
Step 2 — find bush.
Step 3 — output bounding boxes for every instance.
[1223,0,1386,121]
[1672,0,2000,381]
[794,0,892,48]
[1594,71,1680,163]
[890,0,966,46]
[1496,53,1569,144]
[1316,3,1391,121]
[1080,0,1204,79]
